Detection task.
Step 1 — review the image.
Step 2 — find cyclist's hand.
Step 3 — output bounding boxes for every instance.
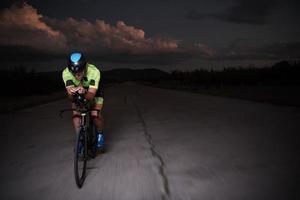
[68,86,79,95]
[77,86,86,94]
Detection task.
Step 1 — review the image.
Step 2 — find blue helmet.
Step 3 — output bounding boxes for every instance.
[67,52,87,74]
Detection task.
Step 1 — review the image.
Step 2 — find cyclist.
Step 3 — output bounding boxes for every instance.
[62,52,104,150]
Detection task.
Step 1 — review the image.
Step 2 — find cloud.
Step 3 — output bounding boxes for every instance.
[193,43,216,58]
[45,18,179,54]
[0,3,180,57]
[0,4,67,51]
[0,4,188,65]
[0,3,200,65]
[186,0,276,25]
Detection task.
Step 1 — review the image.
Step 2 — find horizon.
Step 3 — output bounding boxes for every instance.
[1,59,297,73]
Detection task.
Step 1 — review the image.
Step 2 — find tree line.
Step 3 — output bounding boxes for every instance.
[168,60,300,87]
[1,60,299,96]
[1,66,64,96]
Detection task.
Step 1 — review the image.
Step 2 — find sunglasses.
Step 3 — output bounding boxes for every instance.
[72,70,85,76]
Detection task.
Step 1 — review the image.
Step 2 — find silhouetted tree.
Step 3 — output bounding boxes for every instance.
[168,60,300,87]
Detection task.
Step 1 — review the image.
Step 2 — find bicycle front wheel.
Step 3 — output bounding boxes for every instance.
[74,129,87,188]
[88,121,97,159]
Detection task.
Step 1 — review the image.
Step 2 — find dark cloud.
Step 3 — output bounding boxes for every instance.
[259,42,300,59]
[0,44,191,65]
[89,52,192,65]
[218,39,300,60]
[186,0,277,25]
[0,40,215,65]
[185,10,208,21]
[225,0,276,25]
[2,40,299,66]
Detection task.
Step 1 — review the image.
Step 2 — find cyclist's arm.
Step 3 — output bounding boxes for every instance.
[62,69,78,101]
[66,86,78,101]
[84,66,101,100]
[84,88,96,100]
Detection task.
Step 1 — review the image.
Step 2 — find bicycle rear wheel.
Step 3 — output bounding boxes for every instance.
[74,129,87,188]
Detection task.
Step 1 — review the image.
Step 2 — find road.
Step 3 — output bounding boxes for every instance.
[0,83,299,200]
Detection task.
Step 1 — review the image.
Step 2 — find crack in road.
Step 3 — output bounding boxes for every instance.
[128,95,171,200]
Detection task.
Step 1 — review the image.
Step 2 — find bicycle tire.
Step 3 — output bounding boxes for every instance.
[74,129,87,188]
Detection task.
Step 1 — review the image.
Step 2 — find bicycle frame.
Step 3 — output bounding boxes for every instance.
[59,93,103,188]
[60,106,101,146]
[79,111,88,133]
[60,104,101,188]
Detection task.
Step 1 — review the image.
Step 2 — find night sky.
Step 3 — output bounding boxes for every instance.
[1,0,300,71]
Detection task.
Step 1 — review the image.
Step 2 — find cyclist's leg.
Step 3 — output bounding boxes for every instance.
[91,97,105,151]
[91,97,104,131]
[71,102,81,134]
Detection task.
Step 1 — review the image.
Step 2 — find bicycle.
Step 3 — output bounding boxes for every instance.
[60,93,101,188]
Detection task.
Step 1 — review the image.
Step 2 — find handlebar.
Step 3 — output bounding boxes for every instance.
[59,92,101,117]
[59,108,101,118]
[73,92,87,107]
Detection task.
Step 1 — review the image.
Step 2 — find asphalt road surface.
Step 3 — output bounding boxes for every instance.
[0,83,299,200]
